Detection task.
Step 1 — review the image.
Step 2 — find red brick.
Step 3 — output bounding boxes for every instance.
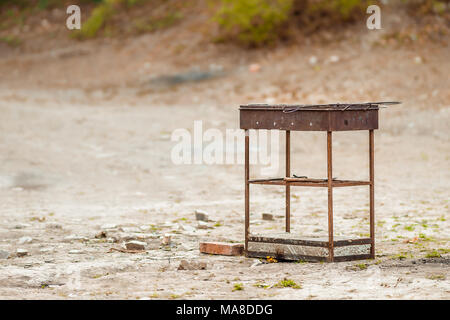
[199,242,244,256]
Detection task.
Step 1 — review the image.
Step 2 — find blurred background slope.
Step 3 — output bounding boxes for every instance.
[0,0,448,108]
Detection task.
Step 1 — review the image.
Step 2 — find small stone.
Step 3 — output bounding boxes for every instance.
[251,260,263,268]
[161,234,171,246]
[262,213,274,221]
[199,242,244,256]
[124,241,146,251]
[0,250,10,259]
[39,247,54,253]
[141,233,159,239]
[309,56,318,65]
[95,231,107,239]
[101,223,117,230]
[18,236,33,244]
[146,240,161,250]
[197,221,209,229]
[69,250,83,254]
[118,233,138,241]
[178,224,196,233]
[195,209,209,222]
[16,249,28,257]
[14,223,31,229]
[161,222,175,228]
[46,223,62,229]
[414,56,423,64]
[249,63,261,73]
[139,225,151,231]
[63,235,88,242]
[329,55,340,63]
[120,226,141,233]
[177,259,207,271]
[118,232,157,241]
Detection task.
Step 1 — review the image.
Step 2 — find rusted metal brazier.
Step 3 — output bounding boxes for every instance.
[240,102,399,262]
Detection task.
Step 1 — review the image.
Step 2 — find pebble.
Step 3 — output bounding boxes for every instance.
[146,240,161,250]
[262,213,274,221]
[69,250,83,254]
[95,231,107,239]
[161,222,175,228]
[18,236,33,244]
[329,55,340,63]
[139,225,151,231]
[14,223,31,229]
[309,56,318,65]
[107,237,118,243]
[195,209,209,222]
[118,232,158,241]
[16,249,28,257]
[161,234,171,246]
[249,63,261,73]
[251,260,263,268]
[120,226,141,233]
[0,250,10,259]
[63,235,88,242]
[46,223,62,229]
[124,241,146,251]
[101,223,117,230]
[118,233,138,241]
[178,224,196,233]
[197,221,209,229]
[177,259,207,270]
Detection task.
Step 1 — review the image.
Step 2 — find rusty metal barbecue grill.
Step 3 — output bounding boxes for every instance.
[240,101,400,262]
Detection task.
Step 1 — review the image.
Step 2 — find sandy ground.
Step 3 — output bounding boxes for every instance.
[0,19,449,299]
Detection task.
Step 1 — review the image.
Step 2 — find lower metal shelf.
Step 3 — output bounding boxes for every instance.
[247,233,372,262]
[248,177,371,187]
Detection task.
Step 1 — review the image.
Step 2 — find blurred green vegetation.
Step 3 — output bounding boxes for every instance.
[404,0,449,15]
[133,11,182,34]
[213,0,448,46]
[73,0,117,39]
[306,0,368,21]
[213,0,293,46]
[72,0,181,39]
[0,35,22,47]
[0,0,447,45]
[213,0,372,46]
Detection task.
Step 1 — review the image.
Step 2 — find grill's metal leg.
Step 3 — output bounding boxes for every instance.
[245,130,250,254]
[286,130,291,233]
[369,129,375,259]
[327,131,334,262]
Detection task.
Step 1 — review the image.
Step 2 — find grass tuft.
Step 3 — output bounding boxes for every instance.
[275,278,301,289]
